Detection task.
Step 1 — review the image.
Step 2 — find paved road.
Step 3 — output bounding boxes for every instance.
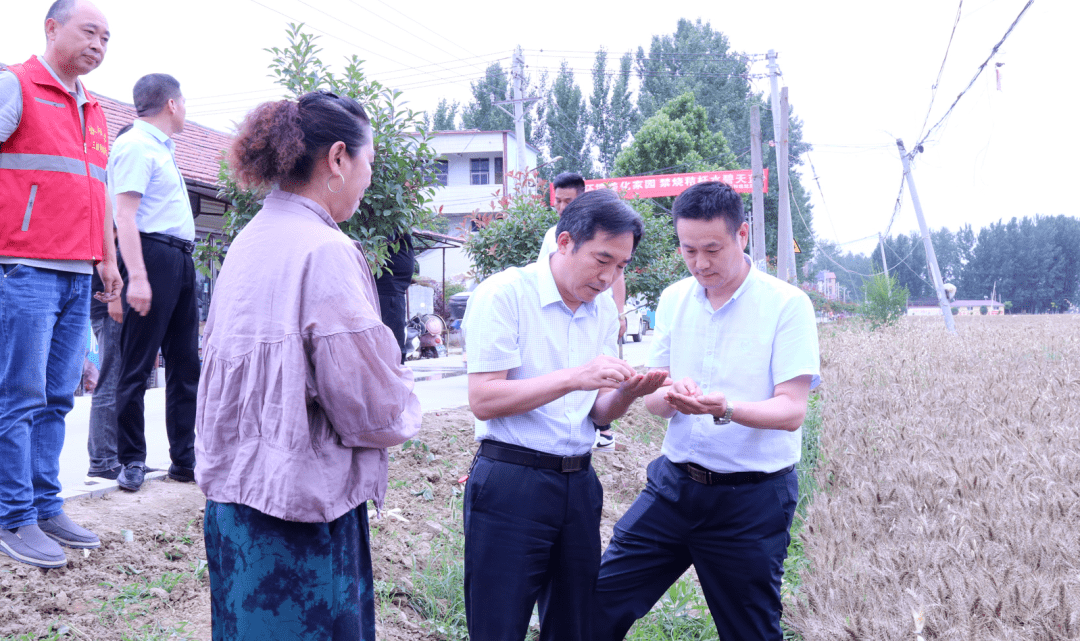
[58,334,654,500]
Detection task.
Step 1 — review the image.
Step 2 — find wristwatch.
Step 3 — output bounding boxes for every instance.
[713,403,735,425]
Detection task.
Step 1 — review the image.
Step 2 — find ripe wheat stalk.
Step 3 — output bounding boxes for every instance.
[784,315,1080,641]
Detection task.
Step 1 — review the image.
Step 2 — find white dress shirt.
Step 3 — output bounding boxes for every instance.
[464,253,619,456]
[648,255,821,472]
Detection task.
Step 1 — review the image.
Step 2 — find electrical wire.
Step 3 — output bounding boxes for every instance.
[912,0,1034,154]
[915,0,965,145]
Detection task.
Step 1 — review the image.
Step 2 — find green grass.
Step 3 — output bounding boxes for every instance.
[781,393,824,639]
[625,574,718,640]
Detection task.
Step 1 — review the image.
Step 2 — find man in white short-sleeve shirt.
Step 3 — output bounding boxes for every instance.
[595,180,821,641]
[461,189,668,641]
[110,73,200,493]
[540,172,626,451]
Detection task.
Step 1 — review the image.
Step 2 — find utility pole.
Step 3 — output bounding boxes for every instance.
[776,88,795,282]
[767,51,795,282]
[512,46,527,178]
[750,105,766,270]
[897,139,956,334]
[493,46,540,194]
[878,233,889,279]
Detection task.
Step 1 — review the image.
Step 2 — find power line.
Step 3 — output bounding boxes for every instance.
[912,0,1034,154]
[915,0,965,144]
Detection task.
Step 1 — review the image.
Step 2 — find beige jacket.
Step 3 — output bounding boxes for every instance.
[195,190,421,522]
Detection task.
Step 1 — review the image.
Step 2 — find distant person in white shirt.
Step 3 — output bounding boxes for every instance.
[539,172,627,452]
[110,73,200,493]
[595,180,822,641]
[462,188,668,641]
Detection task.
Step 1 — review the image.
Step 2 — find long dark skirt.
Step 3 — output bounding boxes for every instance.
[203,500,376,640]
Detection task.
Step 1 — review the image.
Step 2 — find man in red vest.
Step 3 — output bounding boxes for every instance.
[0,0,122,569]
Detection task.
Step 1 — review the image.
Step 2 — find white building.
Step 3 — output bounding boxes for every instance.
[417,130,540,284]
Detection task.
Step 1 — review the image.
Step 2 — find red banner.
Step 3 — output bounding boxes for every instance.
[551,168,767,205]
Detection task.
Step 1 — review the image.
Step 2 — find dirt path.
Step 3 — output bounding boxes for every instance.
[0,401,666,640]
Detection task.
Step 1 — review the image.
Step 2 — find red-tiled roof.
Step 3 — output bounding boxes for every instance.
[94,93,232,188]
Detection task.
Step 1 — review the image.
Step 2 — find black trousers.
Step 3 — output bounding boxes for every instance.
[463,450,603,641]
[115,236,199,469]
[596,456,798,641]
[377,291,407,364]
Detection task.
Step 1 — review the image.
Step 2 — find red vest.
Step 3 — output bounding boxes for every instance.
[0,55,109,261]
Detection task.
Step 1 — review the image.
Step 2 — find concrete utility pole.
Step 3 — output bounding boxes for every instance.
[878,233,889,279]
[512,46,527,177]
[897,139,956,334]
[767,51,796,282]
[776,88,795,282]
[750,105,766,270]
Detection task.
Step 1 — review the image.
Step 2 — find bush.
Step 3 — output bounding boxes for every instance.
[860,273,908,329]
[980,305,988,315]
[464,170,557,280]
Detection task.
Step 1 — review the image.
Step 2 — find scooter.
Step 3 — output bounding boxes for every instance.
[405,313,446,360]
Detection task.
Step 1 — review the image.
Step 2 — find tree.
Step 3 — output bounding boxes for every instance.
[861,273,909,330]
[542,61,592,179]
[635,18,754,155]
[623,201,688,310]
[589,48,637,177]
[429,98,458,131]
[461,62,513,131]
[613,92,737,180]
[197,24,438,276]
[634,19,816,275]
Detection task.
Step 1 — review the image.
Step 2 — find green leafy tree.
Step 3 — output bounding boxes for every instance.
[197,24,437,276]
[635,18,754,154]
[429,98,458,131]
[613,92,737,179]
[861,273,909,329]
[543,61,592,179]
[461,62,513,131]
[590,48,637,177]
[634,19,816,275]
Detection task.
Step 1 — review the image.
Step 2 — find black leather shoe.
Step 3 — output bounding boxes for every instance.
[117,462,146,492]
[167,465,195,483]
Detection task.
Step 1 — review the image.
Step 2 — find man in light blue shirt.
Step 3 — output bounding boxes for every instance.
[462,189,667,641]
[596,181,821,641]
[110,73,199,492]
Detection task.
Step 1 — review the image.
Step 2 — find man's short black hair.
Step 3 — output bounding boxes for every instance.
[133,73,181,117]
[671,181,745,236]
[555,189,644,253]
[46,0,76,24]
[552,171,586,194]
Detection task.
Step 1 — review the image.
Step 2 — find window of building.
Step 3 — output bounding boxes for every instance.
[470,158,489,185]
[434,159,448,186]
[494,156,504,184]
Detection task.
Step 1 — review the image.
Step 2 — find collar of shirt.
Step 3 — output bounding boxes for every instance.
[691,254,756,312]
[131,119,173,152]
[264,189,340,230]
[36,56,87,106]
[536,250,599,319]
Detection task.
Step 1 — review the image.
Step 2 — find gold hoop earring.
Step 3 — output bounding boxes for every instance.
[327,174,345,193]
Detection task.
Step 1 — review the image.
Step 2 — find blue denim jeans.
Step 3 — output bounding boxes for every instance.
[88,315,121,473]
[0,264,90,529]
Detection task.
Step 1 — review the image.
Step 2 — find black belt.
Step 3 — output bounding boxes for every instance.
[477,441,591,473]
[674,461,794,486]
[141,232,195,254]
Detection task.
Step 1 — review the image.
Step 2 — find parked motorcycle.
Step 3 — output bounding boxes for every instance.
[405,313,446,360]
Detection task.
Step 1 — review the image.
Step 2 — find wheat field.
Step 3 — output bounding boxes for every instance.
[785,315,1080,640]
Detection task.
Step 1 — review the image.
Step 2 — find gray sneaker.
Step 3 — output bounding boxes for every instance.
[0,525,67,569]
[38,512,100,549]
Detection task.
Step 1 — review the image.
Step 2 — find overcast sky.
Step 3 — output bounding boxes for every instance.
[4,0,1074,256]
